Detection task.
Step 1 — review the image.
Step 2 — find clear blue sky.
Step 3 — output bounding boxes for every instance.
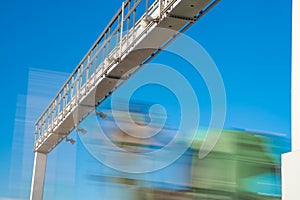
[0,0,291,199]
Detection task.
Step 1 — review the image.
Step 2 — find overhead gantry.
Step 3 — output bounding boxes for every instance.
[30,0,220,199]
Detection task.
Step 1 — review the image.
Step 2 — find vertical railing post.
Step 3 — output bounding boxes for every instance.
[51,104,55,130]
[60,93,63,119]
[80,64,83,89]
[71,77,75,102]
[126,1,130,47]
[146,0,149,13]
[120,1,125,59]
[76,74,79,105]
[54,99,57,126]
[108,28,111,54]
[117,15,121,56]
[34,126,38,145]
[159,0,163,19]
[63,88,66,116]
[87,56,90,91]
[133,0,137,40]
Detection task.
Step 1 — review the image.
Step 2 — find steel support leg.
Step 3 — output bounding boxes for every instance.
[282,151,300,200]
[30,152,47,200]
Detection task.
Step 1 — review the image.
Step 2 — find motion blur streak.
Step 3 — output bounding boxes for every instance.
[80,104,288,200]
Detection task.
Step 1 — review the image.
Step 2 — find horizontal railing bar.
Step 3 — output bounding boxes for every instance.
[35,0,134,125]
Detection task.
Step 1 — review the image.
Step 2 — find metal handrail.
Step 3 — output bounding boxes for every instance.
[34,0,168,145]
[35,0,135,125]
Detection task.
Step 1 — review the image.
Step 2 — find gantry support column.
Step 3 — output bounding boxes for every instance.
[282,0,300,199]
[30,152,47,200]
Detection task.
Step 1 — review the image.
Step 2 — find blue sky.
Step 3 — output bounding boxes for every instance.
[0,0,292,199]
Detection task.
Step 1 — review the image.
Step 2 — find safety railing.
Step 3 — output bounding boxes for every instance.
[34,0,173,148]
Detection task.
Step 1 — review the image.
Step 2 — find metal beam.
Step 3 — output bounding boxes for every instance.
[30,152,47,200]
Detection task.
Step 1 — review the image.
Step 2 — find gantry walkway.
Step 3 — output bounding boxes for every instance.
[34,0,219,153]
[30,0,220,199]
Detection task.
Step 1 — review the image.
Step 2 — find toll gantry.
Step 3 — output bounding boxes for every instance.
[30,0,220,199]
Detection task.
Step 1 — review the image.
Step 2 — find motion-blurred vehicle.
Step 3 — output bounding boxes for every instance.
[86,104,287,200]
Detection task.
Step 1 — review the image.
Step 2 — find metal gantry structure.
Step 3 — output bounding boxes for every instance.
[30,0,220,199]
